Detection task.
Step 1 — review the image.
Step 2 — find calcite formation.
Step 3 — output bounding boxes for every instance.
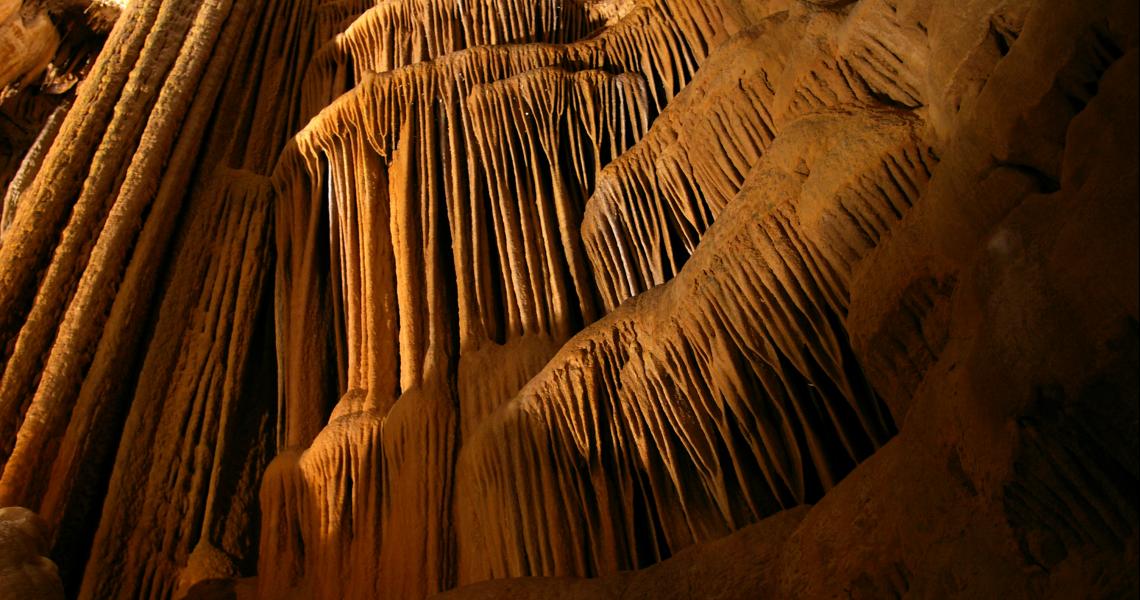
[2,0,117,218]
[0,507,63,599]
[0,0,1136,598]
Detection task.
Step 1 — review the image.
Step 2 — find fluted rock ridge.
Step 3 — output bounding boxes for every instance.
[0,0,1135,598]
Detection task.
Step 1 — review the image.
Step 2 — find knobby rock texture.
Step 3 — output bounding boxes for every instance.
[0,0,1136,598]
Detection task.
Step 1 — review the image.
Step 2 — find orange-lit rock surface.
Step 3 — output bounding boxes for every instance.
[0,507,64,599]
[0,0,1136,598]
[1,0,117,223]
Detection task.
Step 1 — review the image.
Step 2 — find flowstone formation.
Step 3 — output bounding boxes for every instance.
[0,0,1136,598]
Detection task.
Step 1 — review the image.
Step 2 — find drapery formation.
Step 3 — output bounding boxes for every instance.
[0,0,1136,598]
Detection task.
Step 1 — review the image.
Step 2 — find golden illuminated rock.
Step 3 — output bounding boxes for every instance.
[0,0,1135,598]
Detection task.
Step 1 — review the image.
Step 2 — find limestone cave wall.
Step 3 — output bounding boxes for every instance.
[0,0,1136,598]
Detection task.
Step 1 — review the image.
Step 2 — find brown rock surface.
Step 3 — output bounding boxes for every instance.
[1,0,116,228]
[0,507,65,599]
[0,0,1135,598]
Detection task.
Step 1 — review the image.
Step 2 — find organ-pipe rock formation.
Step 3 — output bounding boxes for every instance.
[0,0,1136,598]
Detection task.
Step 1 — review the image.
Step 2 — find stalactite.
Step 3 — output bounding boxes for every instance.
[455,107,926,583]
[0,0,1135,598]
[581,16,803,310]
[263,2,739,596]
[77,173,275,600]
